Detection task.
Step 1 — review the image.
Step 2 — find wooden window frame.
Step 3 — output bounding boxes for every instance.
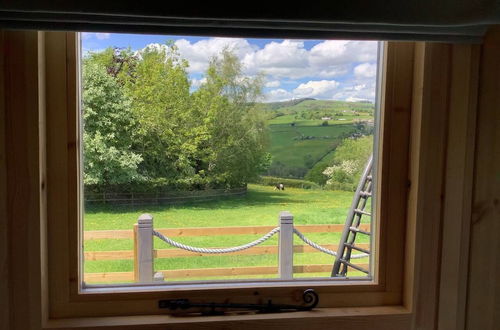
[44,31,411,318]
[1,29,482,329]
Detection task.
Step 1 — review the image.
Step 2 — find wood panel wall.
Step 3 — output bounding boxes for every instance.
[466,27,500,330]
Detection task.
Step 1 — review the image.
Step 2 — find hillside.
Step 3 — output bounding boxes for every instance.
[260,99,375,181]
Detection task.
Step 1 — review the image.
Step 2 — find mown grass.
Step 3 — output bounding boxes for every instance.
[84,184,354,230]
[84,184,371,283]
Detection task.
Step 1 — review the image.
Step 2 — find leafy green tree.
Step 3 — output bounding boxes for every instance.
[85,47,138,85]
[192,49,269,187]
[82,61,142,186]
[125,43,193,181]
[322,135,373,191]
[82,45,270,191]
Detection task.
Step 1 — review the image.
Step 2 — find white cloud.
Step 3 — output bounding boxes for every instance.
[167,39,377,81]
[293,80,340,99]
[265,88,294,102]
[81,32,111,40]
[190,78,207,88]
[346,96,370,102]
[81,32,92,40]
[242,40,309,78]
[95,33,111,40]
[354,63,377,78]
[332,79,377,102]
[138,39,378,102]
[265,80,281,88]
[174,38,257,73]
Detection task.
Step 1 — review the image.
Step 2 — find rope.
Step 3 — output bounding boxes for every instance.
[293,228,368,259]
[152,227,280,254]
[152,226,368,259]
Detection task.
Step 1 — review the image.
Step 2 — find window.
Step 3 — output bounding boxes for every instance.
[80,33,381,286]
[42,31,413,319]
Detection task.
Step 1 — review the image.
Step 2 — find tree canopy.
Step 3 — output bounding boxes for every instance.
[82,45,269,192]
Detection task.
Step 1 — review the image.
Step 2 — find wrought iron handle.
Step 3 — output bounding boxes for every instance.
[159,289,319,315]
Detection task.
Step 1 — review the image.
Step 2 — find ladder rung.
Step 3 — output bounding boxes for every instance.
[354,209,371,216]
[344,243,370,254]
[366,175,372,181]
[349,227,371,235]
[359,191,372,197]
[339,259,369,274]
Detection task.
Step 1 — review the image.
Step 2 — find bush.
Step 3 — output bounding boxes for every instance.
[322,135,373,191]
[256,176,320,190]
[304,162,330,185]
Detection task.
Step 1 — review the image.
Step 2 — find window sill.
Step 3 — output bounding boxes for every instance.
[44,306,411,329]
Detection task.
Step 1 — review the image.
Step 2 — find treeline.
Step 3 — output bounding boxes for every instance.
[83,45,270,193]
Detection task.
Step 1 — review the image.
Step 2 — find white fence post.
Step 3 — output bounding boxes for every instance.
[134,213,154,283]
[279,211,294,280]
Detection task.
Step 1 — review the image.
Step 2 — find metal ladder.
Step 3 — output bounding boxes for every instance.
[331,155,373,277]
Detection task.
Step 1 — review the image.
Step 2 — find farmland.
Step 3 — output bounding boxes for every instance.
[259,98,375,179]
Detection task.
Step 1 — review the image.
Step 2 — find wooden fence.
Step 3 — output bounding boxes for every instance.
[84,217,370,283]
[84,187,247,206]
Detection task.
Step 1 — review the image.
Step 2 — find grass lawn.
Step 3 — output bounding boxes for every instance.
[84,184,371,283]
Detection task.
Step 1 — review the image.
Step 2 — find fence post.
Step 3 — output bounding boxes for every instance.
[134,213,154,283]
[279,211,294,280]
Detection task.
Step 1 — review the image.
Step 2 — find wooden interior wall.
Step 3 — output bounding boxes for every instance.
[466,27,500,330]
[0,30,9,330]
[0,31,46,330]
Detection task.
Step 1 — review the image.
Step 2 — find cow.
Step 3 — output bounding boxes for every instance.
[274,183,285,191]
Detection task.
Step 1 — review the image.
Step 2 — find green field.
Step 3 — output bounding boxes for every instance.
[268,123,355,169]
[260,99,375,179]
[84,184,370,282]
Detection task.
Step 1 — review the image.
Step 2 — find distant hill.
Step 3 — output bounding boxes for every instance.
[258,99,375,115]
[262,98,316,110]
[260,98,375,180]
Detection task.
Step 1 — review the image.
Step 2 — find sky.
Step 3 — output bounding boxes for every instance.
[82,32,379,103]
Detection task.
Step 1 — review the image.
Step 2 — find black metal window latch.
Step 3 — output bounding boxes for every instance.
[159,289,319,315]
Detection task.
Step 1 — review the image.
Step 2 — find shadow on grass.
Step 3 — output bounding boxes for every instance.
[84,189,311,215]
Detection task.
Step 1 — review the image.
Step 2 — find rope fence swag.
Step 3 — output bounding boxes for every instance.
[152,227,281,254]
[134,212,370,282]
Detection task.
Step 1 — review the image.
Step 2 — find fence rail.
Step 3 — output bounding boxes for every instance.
[84,243,371,261]
[85,263,370,282]
[84,223,370,240]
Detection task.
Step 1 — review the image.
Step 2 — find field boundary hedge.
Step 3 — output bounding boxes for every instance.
[257,176,321,189]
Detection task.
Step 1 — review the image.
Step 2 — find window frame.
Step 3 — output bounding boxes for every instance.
[42,31,414,319]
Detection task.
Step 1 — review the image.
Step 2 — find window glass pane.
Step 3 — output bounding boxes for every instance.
[80,32,380,286]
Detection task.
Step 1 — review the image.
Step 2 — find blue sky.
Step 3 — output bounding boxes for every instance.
[82,32,378,103]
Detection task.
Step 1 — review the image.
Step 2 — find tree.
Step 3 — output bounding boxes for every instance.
[82,61,142,187]
[124,43,193,181]
[85,47,138,85]
[192,48,269,187]
[322,135,373,191]
[82,45,270,191]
